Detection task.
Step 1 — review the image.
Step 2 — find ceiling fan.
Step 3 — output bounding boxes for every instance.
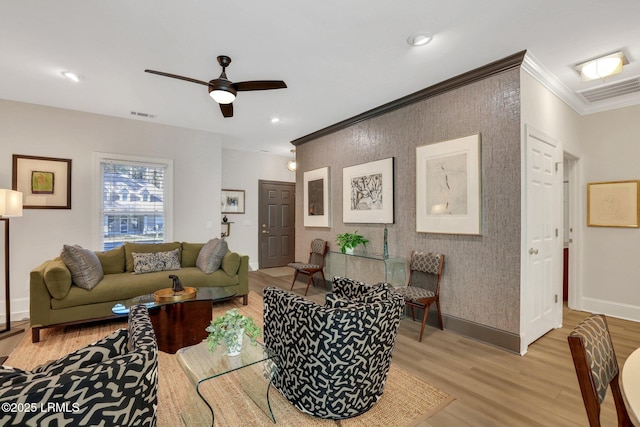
[145,55,287,118]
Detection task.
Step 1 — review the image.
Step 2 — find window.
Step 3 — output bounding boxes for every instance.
[95,153,173,250]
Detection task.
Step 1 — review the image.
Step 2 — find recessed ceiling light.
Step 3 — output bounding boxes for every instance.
[407,32,433,47]
[270,117,280,124]
[61,71,82,82]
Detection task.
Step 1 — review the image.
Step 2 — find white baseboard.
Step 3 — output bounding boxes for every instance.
[0,297,30,324]
[249,262,260,271]
[579,297,640,322]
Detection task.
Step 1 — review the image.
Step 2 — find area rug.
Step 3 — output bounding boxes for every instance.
[5,291,454,426]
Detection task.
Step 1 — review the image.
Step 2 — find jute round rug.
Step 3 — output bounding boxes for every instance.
[6,291,454,426]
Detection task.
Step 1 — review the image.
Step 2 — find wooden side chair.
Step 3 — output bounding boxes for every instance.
[287,238,328,296]
[392,251,444,342]
[567,314,633,427]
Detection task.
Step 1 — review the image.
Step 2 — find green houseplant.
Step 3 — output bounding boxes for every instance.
[206,308,262,356]
[336,230,369,254]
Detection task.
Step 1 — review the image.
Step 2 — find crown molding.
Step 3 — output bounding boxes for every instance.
[292,51,527,146]
[521,52,586,115]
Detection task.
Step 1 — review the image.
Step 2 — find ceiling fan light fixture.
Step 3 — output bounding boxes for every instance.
[576,51,628,82]
[407,32,433,47]
[209,89,236,104]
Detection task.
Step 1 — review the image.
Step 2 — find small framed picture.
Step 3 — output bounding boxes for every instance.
[304,166,330,227]
[12,154,72,209]
[221,189,245,214]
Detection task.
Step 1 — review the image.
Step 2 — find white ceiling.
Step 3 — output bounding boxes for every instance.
[1,1,639,155]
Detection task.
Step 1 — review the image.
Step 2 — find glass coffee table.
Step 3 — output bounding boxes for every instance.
[177,339,279,426]
[112,287,237,353]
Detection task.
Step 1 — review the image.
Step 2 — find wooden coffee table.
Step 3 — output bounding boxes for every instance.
[112,287,237,353]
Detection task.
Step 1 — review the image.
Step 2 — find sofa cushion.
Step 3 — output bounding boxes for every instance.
[50,267,239,310]
[95,245,125,274]
[60,245,104,290]
[132,249,181,274]
[43,258,73,300]
[221,251,241,276]
[181,243,204,267]
[124,242,182,272]
[196,238,228,274]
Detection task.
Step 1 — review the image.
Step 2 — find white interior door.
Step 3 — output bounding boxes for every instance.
[521,125,563,352]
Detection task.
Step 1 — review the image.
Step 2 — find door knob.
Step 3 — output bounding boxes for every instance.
[529,248,538,255]
[262,230,269,234]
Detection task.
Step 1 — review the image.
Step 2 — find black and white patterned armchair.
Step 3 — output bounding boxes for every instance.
[0,305,158,426]
[263,277,404,419]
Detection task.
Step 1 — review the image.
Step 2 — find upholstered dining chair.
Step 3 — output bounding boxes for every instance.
[391,251,444,342]
[567,314,633,427]
[287,238,328,295]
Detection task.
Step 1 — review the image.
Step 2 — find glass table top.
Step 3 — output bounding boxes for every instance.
[112,286,237,315]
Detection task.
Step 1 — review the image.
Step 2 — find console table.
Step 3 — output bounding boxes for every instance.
[325,250,406,286]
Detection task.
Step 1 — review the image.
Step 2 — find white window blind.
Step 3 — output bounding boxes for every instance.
[100,159,168,250]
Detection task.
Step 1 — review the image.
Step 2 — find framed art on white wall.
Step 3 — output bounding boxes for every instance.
[416,133,482,234]
[342,157,394,224]
[304,166,330,227]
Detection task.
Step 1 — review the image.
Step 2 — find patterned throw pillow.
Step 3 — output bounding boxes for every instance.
[196,238,228,274]
[132,249,181,274]
[60,244,104,290]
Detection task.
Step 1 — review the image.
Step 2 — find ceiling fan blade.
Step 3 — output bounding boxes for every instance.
[233,80,287,91]
[220,103,233,118]
[144,70,210,86]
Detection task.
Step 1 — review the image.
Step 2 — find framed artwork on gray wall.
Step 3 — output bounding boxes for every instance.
[342,157,394,224]
[416,133,482,234]
[304,166,330,227]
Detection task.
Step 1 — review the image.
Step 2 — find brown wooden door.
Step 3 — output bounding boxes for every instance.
[258,180,295,269]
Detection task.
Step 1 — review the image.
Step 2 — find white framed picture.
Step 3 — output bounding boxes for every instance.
[342,157,394,224]
[416,133,482,234]
[304,166,330,227]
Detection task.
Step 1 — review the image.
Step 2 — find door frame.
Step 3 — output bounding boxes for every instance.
[257,180,296,269]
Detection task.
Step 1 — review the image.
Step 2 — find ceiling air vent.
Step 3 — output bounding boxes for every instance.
[577,76,640,103]
[130,111,156,118]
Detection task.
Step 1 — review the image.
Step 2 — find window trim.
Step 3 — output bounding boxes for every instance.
[93,152,173,250]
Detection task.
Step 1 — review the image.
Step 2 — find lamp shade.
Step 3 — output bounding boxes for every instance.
[0,189,23,217]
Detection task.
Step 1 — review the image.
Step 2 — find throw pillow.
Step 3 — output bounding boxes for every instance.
[95,245,125,274]
[181,242,205,268]
[60,245,104,290]
[196,238,228,274]
[132,249,181,274]
[221,251,241,276]
[43,258,72,300]
[123,242,182,272]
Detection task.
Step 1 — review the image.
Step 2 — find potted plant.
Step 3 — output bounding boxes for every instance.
[336,230,369,254]
[206,308,262,356]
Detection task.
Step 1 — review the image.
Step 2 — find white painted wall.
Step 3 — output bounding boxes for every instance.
[0,99,224,322]
[579,104,640,320]
[221,148,295,270]
[521,70,640,322]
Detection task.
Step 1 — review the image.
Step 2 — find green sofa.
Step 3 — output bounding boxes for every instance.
[30,241,249,343]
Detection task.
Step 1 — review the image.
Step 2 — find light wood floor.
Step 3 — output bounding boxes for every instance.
[253,268,640,427]
[3,269,638,426]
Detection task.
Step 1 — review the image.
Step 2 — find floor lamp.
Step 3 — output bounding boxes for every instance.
[0,189,24,340]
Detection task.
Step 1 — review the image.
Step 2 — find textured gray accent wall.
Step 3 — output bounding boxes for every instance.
[295,68,522,334]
